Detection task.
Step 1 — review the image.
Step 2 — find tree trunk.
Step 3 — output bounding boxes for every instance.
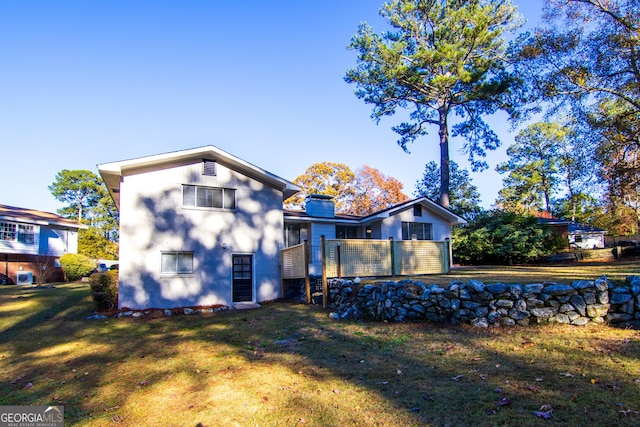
[438,108,450,209]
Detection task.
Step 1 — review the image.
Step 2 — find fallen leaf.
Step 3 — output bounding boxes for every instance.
[396,369,402,375]
[591,379,598,384]
[560,372,574,378]
[497,397,512,406]
[533,410,552,419]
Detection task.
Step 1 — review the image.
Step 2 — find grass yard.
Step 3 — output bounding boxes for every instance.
[1,262,640,426]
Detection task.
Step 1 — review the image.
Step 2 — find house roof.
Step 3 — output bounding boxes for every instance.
[98,145,301,209]
[538,218,606,234]
[360,197,467,225]
[568,222,606,234]
[284,197,467,226]
[0,204,87,229]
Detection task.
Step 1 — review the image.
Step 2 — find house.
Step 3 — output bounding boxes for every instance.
[98,146,300,310]
[0,204,86,285]
[98,145,465,311]
[284,194,467,274]
[539,217,606,249]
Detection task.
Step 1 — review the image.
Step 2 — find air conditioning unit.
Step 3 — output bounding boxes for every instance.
[16,271,33,285]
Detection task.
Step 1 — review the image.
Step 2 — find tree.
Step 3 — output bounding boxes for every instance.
[49,170,105,223]
[452,210,564,265]
[512,0,639,118]
[349,165,409,215]
[49,169,119,257]
[345,0,522,208]
[496,122,564,214]
[285,162,356,213]
[510,0,639,232]
[593,99,640,233]
[414,161,482,219]
[78,227,119,260]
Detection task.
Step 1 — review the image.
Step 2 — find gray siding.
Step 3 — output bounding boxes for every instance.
[118,160,284,309]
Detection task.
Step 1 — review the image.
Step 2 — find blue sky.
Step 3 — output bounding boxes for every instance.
[0,0,544,214]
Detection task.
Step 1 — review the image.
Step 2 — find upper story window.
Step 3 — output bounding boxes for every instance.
[203,160,217,176]
[0,222,16,241]
[183,185,236,210]
[18,225,34,244]
[401,222,432,240]
[0,222,35,244]
[413,205,422,217]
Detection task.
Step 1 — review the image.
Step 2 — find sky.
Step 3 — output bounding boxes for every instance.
[0,0,545,215]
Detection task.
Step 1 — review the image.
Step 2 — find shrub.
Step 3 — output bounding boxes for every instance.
[59,253,96,281]
[89,270,119,311]
[453,210,565,265]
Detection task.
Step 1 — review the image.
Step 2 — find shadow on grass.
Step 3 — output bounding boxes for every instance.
[2,283,640,426]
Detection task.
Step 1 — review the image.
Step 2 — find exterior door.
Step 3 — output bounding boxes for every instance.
[232,254,253,302]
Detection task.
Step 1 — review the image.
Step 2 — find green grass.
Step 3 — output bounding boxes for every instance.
[1,262,640,426]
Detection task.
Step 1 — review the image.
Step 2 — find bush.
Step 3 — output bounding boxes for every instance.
[453,210,565,265]
[59,253,96,281]
[89,270,118,311]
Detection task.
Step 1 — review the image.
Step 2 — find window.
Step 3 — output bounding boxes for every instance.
[0,222,16,241]
[336,225,358,239]
[183,185,236,209]
[203,160,217,176]
[18,225,34,244]
[413,205,422,217]
[161,252,194,274]
[284,224,301,247]
[401,222,432,240]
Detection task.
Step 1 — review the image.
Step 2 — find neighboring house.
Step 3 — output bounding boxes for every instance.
[539,217,606,249]
[569,222,606,249]
[284,194,467,274]
[98,146,300,310]
[0,204,85,284]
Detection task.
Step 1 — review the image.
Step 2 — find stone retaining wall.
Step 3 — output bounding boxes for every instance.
[328,276,640,328]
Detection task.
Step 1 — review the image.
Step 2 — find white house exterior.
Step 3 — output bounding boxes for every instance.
[284,195,467,275]
[0,204,85,284]
[98,146,299,310]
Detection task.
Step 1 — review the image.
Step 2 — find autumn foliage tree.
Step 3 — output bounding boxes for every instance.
[286,162,408,215]
[348,165,409,215]
[286,162,356,213]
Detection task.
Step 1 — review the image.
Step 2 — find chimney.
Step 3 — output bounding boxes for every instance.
[305,194,335,218]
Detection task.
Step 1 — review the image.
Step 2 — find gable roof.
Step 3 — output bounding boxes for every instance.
[284,197,467,226]
[0,204,87,229]
[98,145,301,209]
[360,197,467,225]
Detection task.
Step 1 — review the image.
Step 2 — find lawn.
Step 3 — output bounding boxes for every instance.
[1,262,640,426]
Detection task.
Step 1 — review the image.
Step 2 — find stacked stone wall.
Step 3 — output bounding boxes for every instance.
[328,276,640,328]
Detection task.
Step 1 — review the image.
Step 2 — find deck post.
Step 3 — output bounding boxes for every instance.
[389,237,395,277]
[304,240,311,304]
[321,235,328,309]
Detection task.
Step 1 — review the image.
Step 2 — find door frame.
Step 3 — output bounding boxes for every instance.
[231,253,254,303]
